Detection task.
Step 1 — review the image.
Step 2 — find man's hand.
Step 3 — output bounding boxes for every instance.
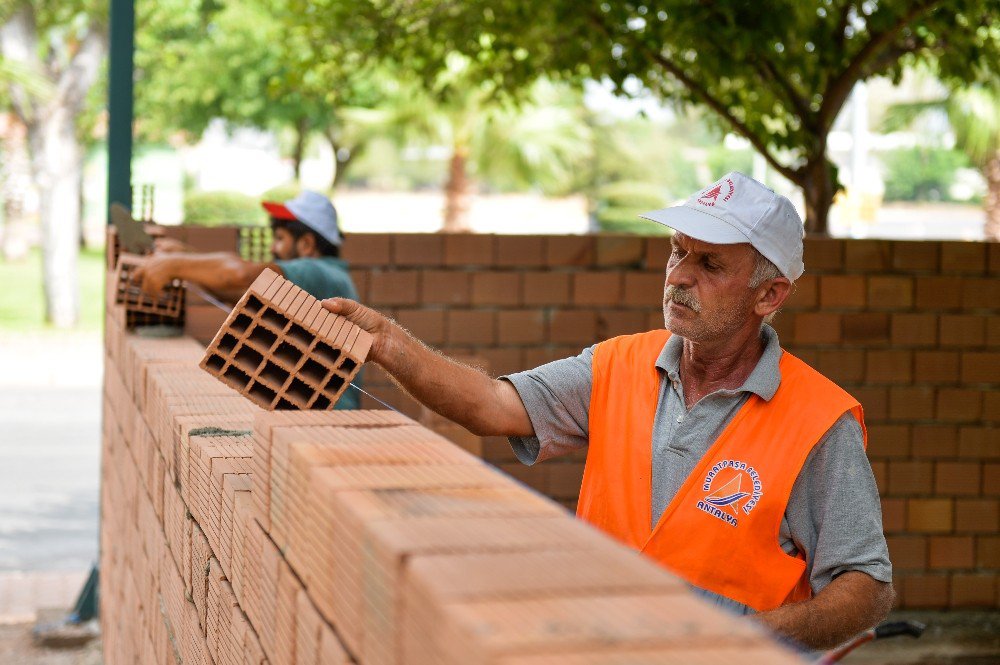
[153,237,191,254]
[321,298,394,365]
[131,255,178,297]
[754,571,894,650]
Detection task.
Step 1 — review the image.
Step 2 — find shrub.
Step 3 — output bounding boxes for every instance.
[183,191,263,226]
[882,147,969,202]
[595,181,673,235]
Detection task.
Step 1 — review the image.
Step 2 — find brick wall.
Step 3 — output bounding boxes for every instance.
[101,253,797,663]
[342,233,1000,610]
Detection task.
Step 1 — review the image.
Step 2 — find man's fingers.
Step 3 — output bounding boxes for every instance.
[322,298,382,334]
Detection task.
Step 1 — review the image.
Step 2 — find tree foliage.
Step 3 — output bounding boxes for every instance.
[299,0,1000,232]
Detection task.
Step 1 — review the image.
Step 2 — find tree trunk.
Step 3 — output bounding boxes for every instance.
[983,152,1000,242]
[291,117,308,181]
[799,160,836,235]
[324,132,357,191]
[27,108,82,327]
[442,148,471,232]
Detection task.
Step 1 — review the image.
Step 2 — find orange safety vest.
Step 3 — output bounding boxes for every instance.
[578,330,866,611]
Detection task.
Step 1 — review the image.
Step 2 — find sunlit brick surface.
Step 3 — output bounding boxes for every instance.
[200,269,372,410]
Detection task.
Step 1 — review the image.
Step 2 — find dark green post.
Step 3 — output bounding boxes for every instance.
[106,0,135,222]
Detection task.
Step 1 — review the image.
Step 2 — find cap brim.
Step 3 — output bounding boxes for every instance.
[262,201,297,220]
[639,205,751,245]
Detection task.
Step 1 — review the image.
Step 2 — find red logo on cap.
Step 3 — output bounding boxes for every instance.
[697,178,735,207]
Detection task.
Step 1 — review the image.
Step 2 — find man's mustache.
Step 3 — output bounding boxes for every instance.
[665,285,701,312]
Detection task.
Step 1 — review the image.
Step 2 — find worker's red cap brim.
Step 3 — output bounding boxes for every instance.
[262,201,297,220]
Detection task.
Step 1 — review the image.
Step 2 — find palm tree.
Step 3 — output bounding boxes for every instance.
[884,84,1000,240]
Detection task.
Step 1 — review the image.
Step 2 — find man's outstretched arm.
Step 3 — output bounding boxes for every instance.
[133,252,281,303]
[322,298,534,438]
[754,571,894,650]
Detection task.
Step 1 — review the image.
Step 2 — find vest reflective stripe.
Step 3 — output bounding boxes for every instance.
[579,330,866,611]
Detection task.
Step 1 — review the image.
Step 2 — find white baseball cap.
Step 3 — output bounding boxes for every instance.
[262,190,343,247]
[640,172,804,280]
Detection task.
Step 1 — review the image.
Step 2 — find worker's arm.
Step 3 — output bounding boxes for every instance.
[322,298,534,437]
[754,571,894,650]
[133,252,282,304]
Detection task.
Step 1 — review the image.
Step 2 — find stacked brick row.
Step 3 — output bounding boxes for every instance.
[340,233,999,609]
[102,267,796,662]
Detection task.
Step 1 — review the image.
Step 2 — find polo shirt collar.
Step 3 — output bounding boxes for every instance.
[654,324,782,401]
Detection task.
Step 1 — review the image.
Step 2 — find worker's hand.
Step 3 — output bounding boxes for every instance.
[153,237,190,254]
[131,255,177,297]
[321,298,394,364]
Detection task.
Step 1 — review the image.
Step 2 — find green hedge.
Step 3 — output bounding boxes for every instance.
[594,181,672,235]
[183,191,264,226]
[882,147,969,202]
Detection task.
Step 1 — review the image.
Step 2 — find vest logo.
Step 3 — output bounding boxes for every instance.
[696,178,735,207]
[696,459,763,527]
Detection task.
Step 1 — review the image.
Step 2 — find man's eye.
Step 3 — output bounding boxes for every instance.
[704,260,719,271]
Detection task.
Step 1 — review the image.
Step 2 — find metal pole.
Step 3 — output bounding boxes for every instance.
[106,0,135,222]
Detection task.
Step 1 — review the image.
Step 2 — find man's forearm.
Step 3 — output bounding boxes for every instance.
[376,322,533,437]
[166,253,275,301]
[753,572,894,650]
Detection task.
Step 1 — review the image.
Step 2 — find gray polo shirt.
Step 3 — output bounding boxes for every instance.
[504,325,891,615]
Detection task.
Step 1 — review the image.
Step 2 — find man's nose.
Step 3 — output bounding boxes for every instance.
[666,257,695,288]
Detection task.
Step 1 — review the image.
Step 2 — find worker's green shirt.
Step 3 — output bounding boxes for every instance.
[274,256,361,410]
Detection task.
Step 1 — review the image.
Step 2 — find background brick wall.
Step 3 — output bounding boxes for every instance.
[341,233,1000,610]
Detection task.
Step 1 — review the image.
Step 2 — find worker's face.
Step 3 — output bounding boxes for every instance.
[663,233,759,343]
[271,227,299,261]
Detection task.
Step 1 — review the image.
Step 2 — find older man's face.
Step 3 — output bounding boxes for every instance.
[663,233,758,343]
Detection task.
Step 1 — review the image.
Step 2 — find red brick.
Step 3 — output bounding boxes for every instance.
[988,317,1000,347]
[793,347,819,366]
[443,234,495,266]
[886,536,927,571]
[351,268,371,301]
[421,270,471,305]
[914,351,959,384]
[842,312,889,344]
[889,386,935,421]
[915,276,964,309]
[867,424,912,460]
[497,309,546,345]
[817,349,865,385]
[547,462,585,499]
[770,312,795,341]
[958,427,999,460]
[871,460,888,492]
[986,464,1000,495]
[844,239,891,271]
[623,272,665,307]
[368,270,420,305]
[784,274,818,310]
[901,574,949,609]
[572,272,623,306]
[881,498,906,532]
[599,310,650,339]
[929,536,975,569]
[985,393,1000,424]
[888,460,933,494]
[976,536,1000,568]
[794,313,842,344]
[955,499,999,532]
[522,272,571,306]
[961,352,1000,385]
[803,237,844,271]
[497,462,549,493]
[940,314,987,347]
[477,348,524,376]
[394,234,443,266]
[868,277,913,310]
[941,241,987,274]
[395,309,446,345]
[341,233,391,266]
[549,310,598,345]
[545,235,595,266]
[522,345,581,369]
[867,350,913,384]
[496,236,545,267]
[471,272,521,306]
[595,236,644,267]
[854,386,889,421]
[644,237,672,270]
[892,241,939,272]
[446,310,495,345]
[937,388,983,422]
[935,462,981,496]
[962,277,1000,310]
[907,498,953,532]
[891,313,937,347]
[820,275,866,308]
[911,425,959,458]
[950,573,997,608]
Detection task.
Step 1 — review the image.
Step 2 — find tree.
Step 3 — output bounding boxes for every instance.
[306,0,1000,234]
[884,83,1000,238]
[0,1,105,327]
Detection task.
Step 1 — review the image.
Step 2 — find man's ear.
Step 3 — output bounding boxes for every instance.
[754,277,793,319]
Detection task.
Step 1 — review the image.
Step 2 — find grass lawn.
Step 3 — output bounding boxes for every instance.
[0,247,106,333]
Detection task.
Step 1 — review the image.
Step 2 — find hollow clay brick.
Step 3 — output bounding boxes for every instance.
[114,253,187,327]
[200,269,372,411]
